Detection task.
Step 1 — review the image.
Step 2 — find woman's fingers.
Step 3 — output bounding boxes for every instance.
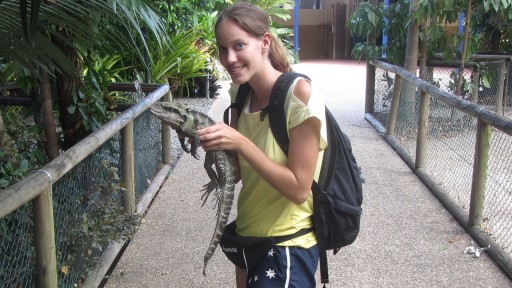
[197,123,236,151]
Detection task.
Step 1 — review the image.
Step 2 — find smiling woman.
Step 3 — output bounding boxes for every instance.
[196,2,328,288]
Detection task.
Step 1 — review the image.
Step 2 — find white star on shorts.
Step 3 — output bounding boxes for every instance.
[266,269,276,279]
[267,248,275,257]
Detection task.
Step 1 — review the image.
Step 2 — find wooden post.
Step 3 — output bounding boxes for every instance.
[468,117,491,227]
[415,91,430,169]
[121,121,135,215]
[365,64,376,114]
[34,172,58,288]
[161,91,172,164]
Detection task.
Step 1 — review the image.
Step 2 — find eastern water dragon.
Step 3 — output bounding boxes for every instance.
[150,100,237,276]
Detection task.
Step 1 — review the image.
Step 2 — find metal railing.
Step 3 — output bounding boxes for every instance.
[0,83,171,288]
[365,59,512,279]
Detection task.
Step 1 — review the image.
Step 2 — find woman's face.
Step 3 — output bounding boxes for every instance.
[216,19,269,84]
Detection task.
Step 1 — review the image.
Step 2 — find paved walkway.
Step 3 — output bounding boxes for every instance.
[104,60,512,287]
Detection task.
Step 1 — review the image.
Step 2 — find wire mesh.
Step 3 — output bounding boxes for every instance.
[0,204,35,288]
[371,62,512,257]
[0,89,164,287]
[424,98,477,212]
[133,110,163,198]
[485,128,512,254]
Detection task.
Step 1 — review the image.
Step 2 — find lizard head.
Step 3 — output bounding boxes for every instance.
[150,102,190,129]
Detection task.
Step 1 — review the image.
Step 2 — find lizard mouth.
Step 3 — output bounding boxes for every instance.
[149,105,183,128]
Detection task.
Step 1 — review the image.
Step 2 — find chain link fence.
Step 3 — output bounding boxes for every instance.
[370,60,512,258]
[0,88,170,287]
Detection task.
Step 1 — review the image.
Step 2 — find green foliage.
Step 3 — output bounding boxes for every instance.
[348,2,386,39]
[161,0,228,32]
[448,70,472,98]
[66,53,130,131]
[483,0,512,13]
[149,28,210,97]
[349,0,512,65]
[0,106,46,189]
[63,160,140,275]
[473,3,512,53]
[348,1,409,65]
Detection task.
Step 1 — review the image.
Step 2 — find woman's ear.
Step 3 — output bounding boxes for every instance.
[262,32,271,53]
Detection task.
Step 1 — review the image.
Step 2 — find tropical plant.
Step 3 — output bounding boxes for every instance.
[0,0,172,149]
[0,106,47,189]
[348,0,414,65]
[0,0,168,86]
[150,28,211,97]
[349,0,512,64]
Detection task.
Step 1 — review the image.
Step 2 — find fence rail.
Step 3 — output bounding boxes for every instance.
[366,59,512,279]
[0,83,171,288]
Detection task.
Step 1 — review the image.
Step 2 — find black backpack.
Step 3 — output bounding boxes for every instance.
[223,72,363,287]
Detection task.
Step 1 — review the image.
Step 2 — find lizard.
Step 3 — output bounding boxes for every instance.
[149,101,237,276]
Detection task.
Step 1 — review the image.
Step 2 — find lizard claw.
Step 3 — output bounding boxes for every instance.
[192,151,201,160]
[200,182,218,207]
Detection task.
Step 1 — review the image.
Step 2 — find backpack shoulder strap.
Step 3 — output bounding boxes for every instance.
[223,83,251,125]
[267,72,311,156]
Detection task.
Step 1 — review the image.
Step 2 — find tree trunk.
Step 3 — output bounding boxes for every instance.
[404,0,420,74]
[399,0,421,127]
[419,19,428,79]
[40,69,60,160]
[52,30,88,150]
[455,0,473,96]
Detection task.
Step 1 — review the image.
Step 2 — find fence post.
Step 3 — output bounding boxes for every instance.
[33,172,58,288]
[121,121,136,215]
[415,91,430,169]
[161,91,172,164]
[468,117,491,227]
[365,62,376,114]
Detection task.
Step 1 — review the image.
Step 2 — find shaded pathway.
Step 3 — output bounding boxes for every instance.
[104,60,511,288]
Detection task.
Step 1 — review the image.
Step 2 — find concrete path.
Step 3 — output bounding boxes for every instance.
[104,60,512,288]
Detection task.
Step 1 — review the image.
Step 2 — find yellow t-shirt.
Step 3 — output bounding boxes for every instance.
[230,76,328,248]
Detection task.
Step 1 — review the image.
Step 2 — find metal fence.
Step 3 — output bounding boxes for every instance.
[366,58,512,278]
[0,83,171,288]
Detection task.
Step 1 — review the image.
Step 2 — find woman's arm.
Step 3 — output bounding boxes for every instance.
[197,79,320,205]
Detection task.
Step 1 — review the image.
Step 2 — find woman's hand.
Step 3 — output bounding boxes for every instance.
[197,122,243,152]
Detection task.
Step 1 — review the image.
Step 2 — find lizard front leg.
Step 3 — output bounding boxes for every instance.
[200,151,219,207]
[177,137,190,153]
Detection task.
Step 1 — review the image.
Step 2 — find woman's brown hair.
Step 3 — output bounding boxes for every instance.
[215,2,292,73]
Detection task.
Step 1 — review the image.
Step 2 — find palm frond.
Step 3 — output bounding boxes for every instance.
[0,0,170,85]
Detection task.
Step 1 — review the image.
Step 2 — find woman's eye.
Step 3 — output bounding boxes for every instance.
[235,43,244,50]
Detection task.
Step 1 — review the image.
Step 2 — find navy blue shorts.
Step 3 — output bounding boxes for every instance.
[246,245,319,288]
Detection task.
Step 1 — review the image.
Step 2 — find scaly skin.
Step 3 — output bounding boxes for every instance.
[150,101,237,276]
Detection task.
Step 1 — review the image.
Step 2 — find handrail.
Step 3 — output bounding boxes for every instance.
[0,83,169,219]
[371,59,512,135]
[367,59,512,279]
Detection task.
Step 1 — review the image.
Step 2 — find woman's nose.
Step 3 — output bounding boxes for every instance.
[226,49,237,63]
